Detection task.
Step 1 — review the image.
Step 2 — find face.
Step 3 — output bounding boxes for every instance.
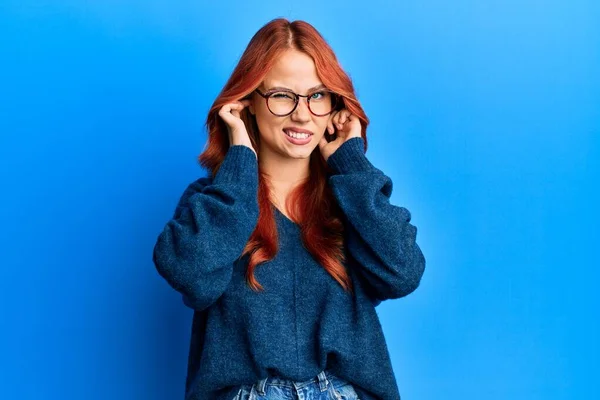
[249,49,332,161]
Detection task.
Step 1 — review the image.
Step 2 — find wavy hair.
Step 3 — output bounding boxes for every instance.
[198,18,370,294]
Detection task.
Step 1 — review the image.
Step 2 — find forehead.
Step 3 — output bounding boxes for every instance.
[263,50,322,91]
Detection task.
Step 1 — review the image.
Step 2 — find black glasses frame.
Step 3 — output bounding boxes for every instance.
[254,88,339,117]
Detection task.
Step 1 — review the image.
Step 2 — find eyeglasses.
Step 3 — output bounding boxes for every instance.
[254,88,338,117]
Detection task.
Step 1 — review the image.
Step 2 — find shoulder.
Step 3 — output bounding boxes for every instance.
[186,175,213,192]
[174,175,213,211]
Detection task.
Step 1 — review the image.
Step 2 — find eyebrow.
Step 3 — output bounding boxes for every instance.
[266,84,327,92]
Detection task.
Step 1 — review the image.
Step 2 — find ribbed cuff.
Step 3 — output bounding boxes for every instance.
[212,145,258,185]
[326,137,375,174]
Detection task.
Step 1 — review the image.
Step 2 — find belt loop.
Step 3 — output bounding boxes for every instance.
[317,370,328,392]
[256,377,268,395]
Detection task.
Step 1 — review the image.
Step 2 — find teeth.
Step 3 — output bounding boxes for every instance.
[285,130,310,139]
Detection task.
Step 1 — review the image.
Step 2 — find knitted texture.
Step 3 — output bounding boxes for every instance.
[152,137,426,400]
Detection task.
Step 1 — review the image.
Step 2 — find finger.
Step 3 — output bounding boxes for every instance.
[332,110,342,129]
[344,110,353,124]
[220,104,234,115]
[329,116,335,135]
[218,107,230,119]
[327,111,338,134]
[340,109,350,126]
[219,103,243,121]
[230,103,247,117]
[330,110,338,124]
[238,100,252,110]
[341,109,352,125]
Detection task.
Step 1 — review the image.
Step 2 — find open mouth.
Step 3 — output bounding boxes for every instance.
[283,129,312,139]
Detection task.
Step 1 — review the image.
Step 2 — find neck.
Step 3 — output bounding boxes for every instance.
[258,150,311,201]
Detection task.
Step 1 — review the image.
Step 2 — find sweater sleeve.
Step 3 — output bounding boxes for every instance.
[152,144,259,311]
[327,137,426,303]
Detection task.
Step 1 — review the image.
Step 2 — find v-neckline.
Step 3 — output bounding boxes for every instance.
[271,204,297,227]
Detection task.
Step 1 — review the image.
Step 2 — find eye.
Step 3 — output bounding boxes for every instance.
[310,91,329,101]
[271,91,295,100]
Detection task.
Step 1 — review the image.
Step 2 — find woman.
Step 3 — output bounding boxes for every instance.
[153,18,426,400]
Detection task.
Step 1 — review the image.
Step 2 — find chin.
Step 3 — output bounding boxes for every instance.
[284,148,313,159]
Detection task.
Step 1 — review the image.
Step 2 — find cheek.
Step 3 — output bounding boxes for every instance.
[255,114,282,136]
[317,121,329,134]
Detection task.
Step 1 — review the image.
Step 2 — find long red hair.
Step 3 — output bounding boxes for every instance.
[198,18,370,294]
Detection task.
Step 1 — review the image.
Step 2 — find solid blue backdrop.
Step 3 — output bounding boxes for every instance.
[1,1,598,399]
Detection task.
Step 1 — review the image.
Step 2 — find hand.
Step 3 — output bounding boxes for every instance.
[218,99,257,157]
[318,108,362,162]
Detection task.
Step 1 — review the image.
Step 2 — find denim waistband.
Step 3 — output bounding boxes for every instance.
[253,369,349,395]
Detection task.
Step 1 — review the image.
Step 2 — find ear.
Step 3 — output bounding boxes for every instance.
[249,99,255,115]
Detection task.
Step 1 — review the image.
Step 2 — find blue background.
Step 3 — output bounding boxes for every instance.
[1,1,598,399]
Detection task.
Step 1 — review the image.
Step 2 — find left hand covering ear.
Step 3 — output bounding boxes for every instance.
[319,108,362,162]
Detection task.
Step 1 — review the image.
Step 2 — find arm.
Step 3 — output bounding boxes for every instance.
[327,137,426,303]
[152,145,259,311]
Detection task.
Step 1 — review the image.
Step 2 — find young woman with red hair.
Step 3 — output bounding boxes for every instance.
[153,17,426,400]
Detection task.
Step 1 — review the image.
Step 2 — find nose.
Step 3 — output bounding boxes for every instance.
[290,97,311,122]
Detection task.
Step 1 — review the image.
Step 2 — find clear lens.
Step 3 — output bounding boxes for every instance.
[268,91,297,115]
[267,90,337,116]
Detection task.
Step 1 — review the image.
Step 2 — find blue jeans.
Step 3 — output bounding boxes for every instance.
[233,369,360,399]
